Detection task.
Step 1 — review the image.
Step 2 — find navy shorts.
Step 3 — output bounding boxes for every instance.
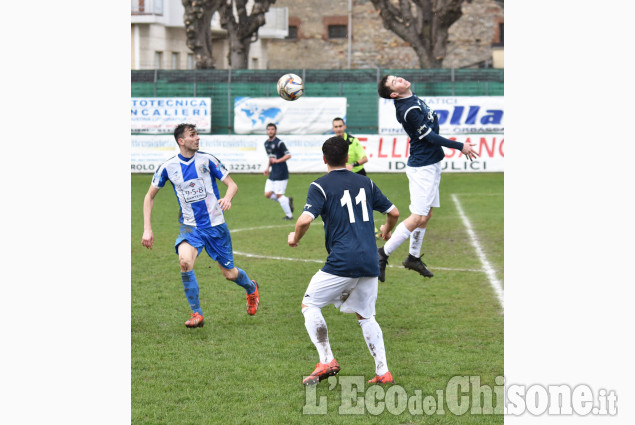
[174,223,235,270]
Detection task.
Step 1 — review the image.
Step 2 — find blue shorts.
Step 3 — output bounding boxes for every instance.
[174,223,235,269]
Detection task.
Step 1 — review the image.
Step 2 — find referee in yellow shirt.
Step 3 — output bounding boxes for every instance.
[332,117,368,176]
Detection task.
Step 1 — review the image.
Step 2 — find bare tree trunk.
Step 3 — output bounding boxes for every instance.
[220,0,275,69]
[370,0,468,69]
[183,0,224,69]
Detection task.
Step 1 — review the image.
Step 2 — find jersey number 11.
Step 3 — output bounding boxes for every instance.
[340,189,369,223]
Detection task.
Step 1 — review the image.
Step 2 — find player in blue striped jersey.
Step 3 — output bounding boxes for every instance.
[376,75,479,282]
[142,123,260,328]
[288,136,400,385]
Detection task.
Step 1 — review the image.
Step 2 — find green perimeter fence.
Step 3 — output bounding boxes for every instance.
[131,68,504,135]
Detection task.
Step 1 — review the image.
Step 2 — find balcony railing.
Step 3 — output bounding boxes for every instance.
[131,0,163,15]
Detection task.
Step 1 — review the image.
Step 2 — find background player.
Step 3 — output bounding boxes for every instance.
[332,117,368,175]
[288,136,400,385]
[263,122,294,220]
[376,75,478,282]
[142,123,260,328]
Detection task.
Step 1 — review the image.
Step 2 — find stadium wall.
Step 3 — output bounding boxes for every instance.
[131,68,503,173]
[131,68,504,135]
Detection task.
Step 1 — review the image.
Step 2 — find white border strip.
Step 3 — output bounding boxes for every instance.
[451,194,504,311]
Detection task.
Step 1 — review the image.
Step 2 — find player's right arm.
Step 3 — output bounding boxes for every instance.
[288,212,313,247]
[142,185,160,249]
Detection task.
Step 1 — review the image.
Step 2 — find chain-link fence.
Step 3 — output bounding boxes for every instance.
[131,68,504,134]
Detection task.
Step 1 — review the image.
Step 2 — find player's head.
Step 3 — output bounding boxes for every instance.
[173,123,199,152]
[322,136,348,167]
[378,75,411,99]
[266,122,277,138]
[332,117,346,137]
[174,123,197,143]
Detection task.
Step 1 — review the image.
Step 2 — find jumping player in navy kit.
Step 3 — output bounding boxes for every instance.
[376,75,479,282]
[288,136,400,385]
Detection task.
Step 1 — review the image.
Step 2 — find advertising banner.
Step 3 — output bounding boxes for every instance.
[234,97,347,135]
[131,98,212,133]
[379,96,504,135]
[132,134,503,174]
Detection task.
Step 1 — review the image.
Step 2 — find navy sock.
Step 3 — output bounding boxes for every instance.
[233,268,256,294]
[181,271,203,315]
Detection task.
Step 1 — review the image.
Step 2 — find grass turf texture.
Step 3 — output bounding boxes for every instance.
[131,171,503,424]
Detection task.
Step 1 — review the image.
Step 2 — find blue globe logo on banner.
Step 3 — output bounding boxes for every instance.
[235,97,283,131]
[242,106,282,127]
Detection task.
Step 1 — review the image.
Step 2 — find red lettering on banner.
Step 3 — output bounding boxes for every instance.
[499,138,504,157]
[391,139,401,158]
[405,139,410,158]
[479,137,495,158]
[378,138,389,158]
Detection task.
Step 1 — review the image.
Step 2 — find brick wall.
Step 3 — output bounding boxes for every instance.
[265,0,503,69]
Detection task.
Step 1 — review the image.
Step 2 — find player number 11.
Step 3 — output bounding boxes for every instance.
[340,188,369,223]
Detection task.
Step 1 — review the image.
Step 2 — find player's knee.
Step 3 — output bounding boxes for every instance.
[222,267,238,281]
[413,214,430,227]
[179,257,194,271]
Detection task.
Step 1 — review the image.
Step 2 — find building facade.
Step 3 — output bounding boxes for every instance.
[131,0,503,70]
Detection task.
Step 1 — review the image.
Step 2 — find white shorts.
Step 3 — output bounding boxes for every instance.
[264,178,288,195]
[302,270,378,319]
[406,162,442,216]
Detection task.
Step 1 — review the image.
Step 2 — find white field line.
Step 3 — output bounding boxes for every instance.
[451,194,504,312]
[231,225,481,273]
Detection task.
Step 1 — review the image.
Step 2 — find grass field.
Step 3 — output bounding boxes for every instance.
[131,171,503,424]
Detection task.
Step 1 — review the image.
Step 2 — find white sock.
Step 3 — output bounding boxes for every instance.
[383,222,412,256]
[278,195,292,217]
[269,194,278,201]
[302,306,334,364]
[359,316,388,376]
[409,228,426,257]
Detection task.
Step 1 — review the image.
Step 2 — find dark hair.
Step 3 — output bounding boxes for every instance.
[332,117,345,124]
[377,75,393,99]
[174,123,196,142]
[322,136,348,167]
[266,122,277,130]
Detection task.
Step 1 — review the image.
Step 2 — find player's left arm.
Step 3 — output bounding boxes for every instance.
[352,140,368,165]
[273,153,292,164]
[423,131,478,160]
[288,212,313,247]
[379,206,399,241]
[218,175,238,211]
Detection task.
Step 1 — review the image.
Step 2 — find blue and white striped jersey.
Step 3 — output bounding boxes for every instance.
[395,93,464,167]
[302,169,395,278]
[152,152,229,228]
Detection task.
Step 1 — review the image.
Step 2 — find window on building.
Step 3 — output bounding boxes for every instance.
[154,51,163,69]
[286,25,298,39]
[187,54,194,70]
[287,17,301,40]
[328,24,347,39]
[172,52,179,70]
[492,22,504,47]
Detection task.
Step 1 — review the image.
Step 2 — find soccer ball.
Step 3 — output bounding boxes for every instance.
[276,73,304,101]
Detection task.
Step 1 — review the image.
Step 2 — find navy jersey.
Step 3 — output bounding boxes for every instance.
[394,93,464,167]
[302,169,395,277]
[264,137,290,180]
